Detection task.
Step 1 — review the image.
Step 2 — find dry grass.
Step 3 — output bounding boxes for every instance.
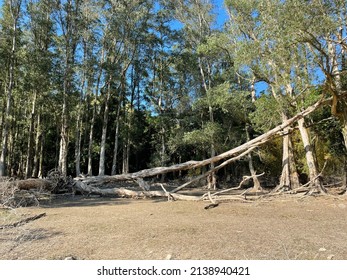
[1,195,347,260]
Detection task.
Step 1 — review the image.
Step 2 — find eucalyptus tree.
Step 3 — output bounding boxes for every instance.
[279,0,347,148]
[53,0,83,176]
[97,0,153,176]
[0,0,22,177]
[24,0,54,178]
[74,0,101,176]
[225,0,325,192]
[280,0,347,192]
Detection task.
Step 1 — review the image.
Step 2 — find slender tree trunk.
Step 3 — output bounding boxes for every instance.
[0,98,4,141]
[32,113,41,178]
[75,73,86,176]
[0,92,12,176]
[87,94,97,176]
[121,73,130,175]
[246,124,262,191]
[98,77,112,176]
[111,100,122,175]
[58,92,69,176]
[75,113,82,176]
[58,48,74,176]
[87,49,104,176]
[38,130,45,178]
[25,91,37,178]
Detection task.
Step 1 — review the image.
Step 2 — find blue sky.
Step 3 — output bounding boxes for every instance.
[212,0,228,28]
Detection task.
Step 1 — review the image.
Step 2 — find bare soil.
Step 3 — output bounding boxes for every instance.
[1,194,347,260]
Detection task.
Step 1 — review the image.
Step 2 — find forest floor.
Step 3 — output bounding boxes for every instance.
[1,192,347,260]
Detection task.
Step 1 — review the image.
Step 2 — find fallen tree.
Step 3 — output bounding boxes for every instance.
[75,97,330,193]
[1,97,334,207]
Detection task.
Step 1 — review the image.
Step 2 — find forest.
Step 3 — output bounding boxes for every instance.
[1,0,347,197]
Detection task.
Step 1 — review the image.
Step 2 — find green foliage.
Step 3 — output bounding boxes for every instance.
[250,94,281,132]
[183,122,223,149]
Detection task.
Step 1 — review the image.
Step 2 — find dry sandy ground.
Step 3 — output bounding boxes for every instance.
[1,195,347,260]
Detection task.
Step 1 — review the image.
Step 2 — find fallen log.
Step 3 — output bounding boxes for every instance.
[73,181,253,203]
[75,97,329,186]
[73,181,201,201]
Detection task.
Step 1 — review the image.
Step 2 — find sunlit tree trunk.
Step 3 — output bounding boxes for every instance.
[98,76,112,176]
[111,101,121,175]
[75,61,86,177]
[32,113,41,178]
[297,118,325,193]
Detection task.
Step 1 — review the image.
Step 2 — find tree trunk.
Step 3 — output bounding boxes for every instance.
[121,72,129,175]
[87,49,104,176]
[25,91,37,178]
[246,78,261,191]
[37,130,45,178]
[297,118,325,193]
[98,77,112,176]
[87,99,96,176]
[75,114,82,177]
[57,0,79,177]
[32,113,41,178]
[277,118,300,191]
[111,103,121,175]
[271,84,300,191]
[246,124,262,191]
[75,73,85,177]
[58,94,69,177]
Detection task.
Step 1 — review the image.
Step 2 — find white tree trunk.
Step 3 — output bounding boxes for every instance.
[297,118,325,192]
[25,91,37,178]
[98,78,111,176]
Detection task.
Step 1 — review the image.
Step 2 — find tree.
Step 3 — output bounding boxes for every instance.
[53,0,82,176]
[0,0,22,176]
[225,0,325,192]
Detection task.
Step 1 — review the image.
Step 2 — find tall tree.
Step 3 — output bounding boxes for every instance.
[54,0,82,176]
[24,0,54,178]
[0,0,22,176]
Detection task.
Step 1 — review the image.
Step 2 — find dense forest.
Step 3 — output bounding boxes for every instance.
[0,0,347,194]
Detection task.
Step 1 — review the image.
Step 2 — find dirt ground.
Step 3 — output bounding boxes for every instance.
[1,194,347,260]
